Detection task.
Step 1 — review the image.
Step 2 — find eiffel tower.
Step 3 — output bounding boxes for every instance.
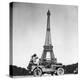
[40,10,57,64]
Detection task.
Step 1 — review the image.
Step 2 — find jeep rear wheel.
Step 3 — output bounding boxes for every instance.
[33,67,42,77]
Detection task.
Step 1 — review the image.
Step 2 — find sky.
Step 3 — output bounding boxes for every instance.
[12,2,78,68]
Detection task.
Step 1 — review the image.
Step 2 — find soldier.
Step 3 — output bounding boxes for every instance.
[27,54,38,71]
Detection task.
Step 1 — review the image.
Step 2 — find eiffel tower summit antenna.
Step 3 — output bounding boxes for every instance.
[45,9,52,46]
[40,10,57,64]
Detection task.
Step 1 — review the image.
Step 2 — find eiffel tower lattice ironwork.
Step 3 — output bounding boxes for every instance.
[40,10,57,64]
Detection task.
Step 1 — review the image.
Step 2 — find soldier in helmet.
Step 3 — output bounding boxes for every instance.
[27,53,38,71]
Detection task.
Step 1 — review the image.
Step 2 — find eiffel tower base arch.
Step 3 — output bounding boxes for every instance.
[39,45,57,65]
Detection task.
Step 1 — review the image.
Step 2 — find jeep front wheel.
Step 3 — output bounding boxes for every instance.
[57,68,64,75]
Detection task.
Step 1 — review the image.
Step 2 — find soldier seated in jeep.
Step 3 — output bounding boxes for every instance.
[27,54,38,71]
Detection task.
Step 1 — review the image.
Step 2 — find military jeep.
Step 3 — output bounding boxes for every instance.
[30,58,64,76]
